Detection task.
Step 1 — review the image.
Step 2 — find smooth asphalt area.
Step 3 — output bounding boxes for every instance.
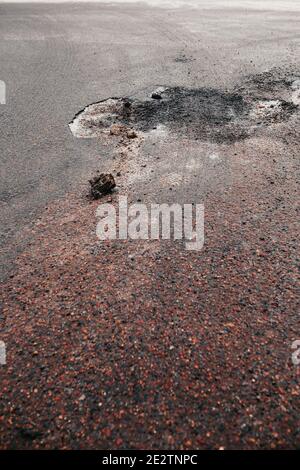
[0,1,299,449]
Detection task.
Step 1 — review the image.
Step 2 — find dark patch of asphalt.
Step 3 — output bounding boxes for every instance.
[0,2,300,450]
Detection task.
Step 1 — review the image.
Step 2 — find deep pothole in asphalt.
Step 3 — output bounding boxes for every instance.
[69,69,299,144]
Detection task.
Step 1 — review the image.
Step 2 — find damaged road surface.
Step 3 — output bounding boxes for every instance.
[1,1,300,451]
[69,79,299,144]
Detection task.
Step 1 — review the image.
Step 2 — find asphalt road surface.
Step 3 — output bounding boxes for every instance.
[0,1,299,449]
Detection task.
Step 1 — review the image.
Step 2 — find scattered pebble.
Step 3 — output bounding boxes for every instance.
[89,173,116,199]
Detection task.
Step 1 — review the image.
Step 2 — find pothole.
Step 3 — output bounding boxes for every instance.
[69,88,249,144]
[69,69,299,144]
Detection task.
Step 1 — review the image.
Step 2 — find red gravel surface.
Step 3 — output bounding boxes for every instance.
[0,125,299,449]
